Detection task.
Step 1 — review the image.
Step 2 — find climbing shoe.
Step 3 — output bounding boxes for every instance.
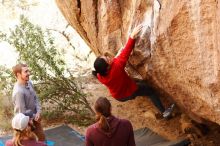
[163,103,175,119]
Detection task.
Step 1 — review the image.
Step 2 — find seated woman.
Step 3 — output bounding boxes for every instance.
[86,97,136,146]
[5,113,46,146]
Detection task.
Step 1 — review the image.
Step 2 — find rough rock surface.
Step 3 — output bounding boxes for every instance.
[56,0,220,136]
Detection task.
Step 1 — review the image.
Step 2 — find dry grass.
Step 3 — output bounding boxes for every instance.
[0,95,13,133]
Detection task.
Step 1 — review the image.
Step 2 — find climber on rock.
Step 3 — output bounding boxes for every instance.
[92,25,174,119]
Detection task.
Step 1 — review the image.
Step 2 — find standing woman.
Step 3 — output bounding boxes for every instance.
[5,113,46,146]
[86,97,135,146]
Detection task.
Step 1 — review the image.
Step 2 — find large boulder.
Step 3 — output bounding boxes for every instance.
[56,0,220,129]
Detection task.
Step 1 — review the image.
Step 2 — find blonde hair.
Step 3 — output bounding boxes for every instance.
[13,126,38,146]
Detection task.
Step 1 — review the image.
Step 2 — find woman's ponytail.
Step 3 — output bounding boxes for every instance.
[96,114,110,133]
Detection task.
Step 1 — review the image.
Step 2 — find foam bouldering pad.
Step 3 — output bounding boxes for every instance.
[0,125,84,146]
[0,125,190,146]
[134,127,190,146]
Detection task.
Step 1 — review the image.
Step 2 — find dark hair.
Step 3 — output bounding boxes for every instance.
[95,97,111,133]
[94,57,109,76]
[12,63,27,77]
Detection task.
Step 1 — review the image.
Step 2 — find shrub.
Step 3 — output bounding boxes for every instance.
[0,15,94,128]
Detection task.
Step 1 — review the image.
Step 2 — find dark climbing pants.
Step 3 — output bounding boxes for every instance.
[117,80,165,113]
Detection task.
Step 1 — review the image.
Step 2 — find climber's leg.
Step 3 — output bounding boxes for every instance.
[134,81,166,113]
[117,80,165,113]
[116,80,174,118]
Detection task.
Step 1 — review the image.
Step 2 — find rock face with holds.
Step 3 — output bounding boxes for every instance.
[56,0,220,130]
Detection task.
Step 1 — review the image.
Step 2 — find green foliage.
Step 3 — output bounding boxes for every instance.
[0,65,15,95]
[0,15,94,127]
[9,15,65,80]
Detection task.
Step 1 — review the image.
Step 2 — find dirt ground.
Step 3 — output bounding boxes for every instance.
[2,76,220,146]
[75,76,220,146]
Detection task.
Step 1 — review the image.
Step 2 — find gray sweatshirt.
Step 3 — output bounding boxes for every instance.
[12,81,41,118]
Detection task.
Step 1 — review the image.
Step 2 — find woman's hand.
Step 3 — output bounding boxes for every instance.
[130,25,143,39]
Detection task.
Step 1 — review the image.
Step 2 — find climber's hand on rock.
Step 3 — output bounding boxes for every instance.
[130,24,143,39]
